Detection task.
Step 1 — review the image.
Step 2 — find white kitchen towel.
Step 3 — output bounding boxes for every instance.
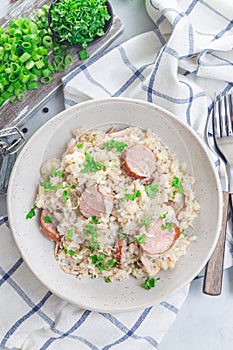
[1,1,233,349]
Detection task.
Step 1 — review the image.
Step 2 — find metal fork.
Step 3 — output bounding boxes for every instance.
[203,93,232,295]
[213,93,233,195]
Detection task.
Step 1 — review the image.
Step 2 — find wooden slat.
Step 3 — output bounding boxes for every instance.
[0,0,124,129]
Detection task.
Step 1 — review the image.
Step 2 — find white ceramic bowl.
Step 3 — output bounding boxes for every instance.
[7,98,222,312]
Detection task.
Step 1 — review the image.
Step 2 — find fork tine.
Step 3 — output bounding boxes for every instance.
[212,94,220,139]
[224,93,233,136]
[219,92,227,137]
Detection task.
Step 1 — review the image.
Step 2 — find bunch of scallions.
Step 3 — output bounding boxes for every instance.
[0,5,74,107]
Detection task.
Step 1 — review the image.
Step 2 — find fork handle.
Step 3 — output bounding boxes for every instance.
[202,191,228,295]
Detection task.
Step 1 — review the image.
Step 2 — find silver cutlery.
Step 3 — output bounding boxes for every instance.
[203,92,233,295]
[0,127,25,195]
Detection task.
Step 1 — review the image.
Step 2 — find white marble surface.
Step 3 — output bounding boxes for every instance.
[1,1,233,349]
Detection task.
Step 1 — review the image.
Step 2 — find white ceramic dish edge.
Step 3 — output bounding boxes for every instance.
[7,98,222,312]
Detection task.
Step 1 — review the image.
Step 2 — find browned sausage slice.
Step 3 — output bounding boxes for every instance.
[121,145,156,179]
[40,210,61,242]
[141,219,180,254]
[79,184,113,218]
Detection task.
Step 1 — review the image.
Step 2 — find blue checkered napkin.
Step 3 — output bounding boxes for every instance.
[0,216,189,349]
[1,1,233,349]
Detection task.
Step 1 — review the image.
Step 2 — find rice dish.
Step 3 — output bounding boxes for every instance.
[35,126,200,283]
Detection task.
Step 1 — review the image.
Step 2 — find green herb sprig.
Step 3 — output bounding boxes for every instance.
[90,253,119,272]
[44,215,53,223]
[121,190,141,201]
[141,276,160,290]
[140,216,151,232]
[103,139,128,153]
[161,222,173,233]
[50,167,64,178]
[135,234,146,243]
[83,217,100,252]
[171,176,184,194]
[81,152,104,173]
[66,228,74,241]
[25,204,37,219]
[145,184,160,198]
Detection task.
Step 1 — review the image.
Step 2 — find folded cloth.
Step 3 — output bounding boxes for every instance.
[1,1,233,349]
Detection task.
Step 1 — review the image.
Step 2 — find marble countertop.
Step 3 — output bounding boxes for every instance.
[1,1,233,349]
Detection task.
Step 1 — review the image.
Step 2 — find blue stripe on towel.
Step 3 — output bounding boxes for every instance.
[39,310,96,350]
[102,307,159,349]
[2,291,52,346]
[0,257,24,286]
[160,301,179,314]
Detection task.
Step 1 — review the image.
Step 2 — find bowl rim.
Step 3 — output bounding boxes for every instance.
[48,0,114,47]
[7,97,223,312]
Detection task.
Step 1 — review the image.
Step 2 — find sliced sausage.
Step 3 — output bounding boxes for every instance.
[167,194,185,219]
[114,235,127,269]
[141,219,180,255]
[121,144,156,179]
[79,184,113,218]
[40,209,61,242]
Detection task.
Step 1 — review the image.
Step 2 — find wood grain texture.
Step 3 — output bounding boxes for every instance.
[0,0,124,129]
[202,191,229,295]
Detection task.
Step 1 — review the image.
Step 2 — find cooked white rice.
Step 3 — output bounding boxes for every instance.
[35,127,200,283]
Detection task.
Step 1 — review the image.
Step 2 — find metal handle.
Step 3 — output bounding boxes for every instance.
[0,127,25,155]
[202,191,228,295]
[0,127,26,195]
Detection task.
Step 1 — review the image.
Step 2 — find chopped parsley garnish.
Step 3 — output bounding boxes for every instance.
[118,226,126,240]
[161,222,173,233]
[180,229,185,235]
[90,216,99,225]
[141,276,160,290]
[121,190,141,201]
[105,277,111,283]
[81,152,104,173]
[64,247,76,257]
[90,253,106,271]
[171,176,184,194]
[103,139,128,153]
[135,234,146,243]
[44,216,53,223]
[159,212,168,219]
[41,181,66,191]
[140,216,151,231]
[66,228,74,241]
[104,258,119,270]
[145,183,160,198]
[90,253,119,272]
[63,189,71,203]
[83,221,100,252]
[26,204,37,219]
[50,167,64,178]
[119,233,126,240]
[68,249,76,256]
[40,181,76,202]
[77,142,83,149]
